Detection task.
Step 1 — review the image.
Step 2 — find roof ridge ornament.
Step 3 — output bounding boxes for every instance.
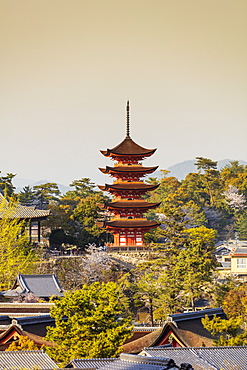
[126,101,130,138]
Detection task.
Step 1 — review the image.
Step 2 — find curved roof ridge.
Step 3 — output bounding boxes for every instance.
[101,137,156,157]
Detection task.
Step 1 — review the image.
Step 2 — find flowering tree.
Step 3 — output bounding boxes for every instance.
[224,185,246,211]
[79,243,112,284]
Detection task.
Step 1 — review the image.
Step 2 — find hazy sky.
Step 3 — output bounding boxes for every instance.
[1,0,247,188]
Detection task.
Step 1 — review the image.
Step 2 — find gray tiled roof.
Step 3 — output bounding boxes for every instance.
[98,353,179,370]
[13,314,55,327]
[133,327,162,332]
[0,194,49,220]
[15,274,63,298]
[142,348,216,370]
[0,350,58,369]
[169,308,225,323]
[66,358,117,368]
[196,346,247,370]
[143,346,247,370]
[231,246,247,256]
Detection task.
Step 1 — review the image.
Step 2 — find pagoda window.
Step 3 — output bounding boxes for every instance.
[128,216,134,219]
[128,198,133,200]
[120,236,126,246]
[136,236,143,246]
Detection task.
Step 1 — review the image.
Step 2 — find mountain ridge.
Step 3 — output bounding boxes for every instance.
[166,159,247,181]
[12,159,247,192]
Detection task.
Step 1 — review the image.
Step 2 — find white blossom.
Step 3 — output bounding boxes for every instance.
[223,185,246,211]
[80,243,112,283]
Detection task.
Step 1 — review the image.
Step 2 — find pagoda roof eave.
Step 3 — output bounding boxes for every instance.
[104,220,160,229]
[98,183,160,192]
[99,166,158,175]
[100,137,157,157]
[100,149,156,158]
[106,201,161,209]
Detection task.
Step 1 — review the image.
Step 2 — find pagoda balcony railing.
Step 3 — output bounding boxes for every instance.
[105,243,153,252]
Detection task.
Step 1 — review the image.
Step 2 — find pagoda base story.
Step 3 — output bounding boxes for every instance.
[113,231,144,247]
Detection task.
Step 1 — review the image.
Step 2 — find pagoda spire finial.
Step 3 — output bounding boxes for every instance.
[126,101,130,138]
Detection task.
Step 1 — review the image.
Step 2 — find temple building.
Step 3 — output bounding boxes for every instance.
[98,102,160,249]
[0,193,49,243]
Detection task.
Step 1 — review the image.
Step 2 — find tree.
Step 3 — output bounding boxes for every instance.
[0,172,16,198]
[212,275,240,307]
[236,210,247,239]
[157,205,188,252]
[154,259,184,320]
[224,185,246,211]
[220,161,245,189]
[68,178,97,198]
[72,193,110,246]
[45,282,132,366]
[5,336,39,351]
[202,284,247,346]
[79,244,113,284]
[33,183,60,209]
[18,186,36,206]
[0,198,39,289]
[221,285,247,321]
[202,314,246,346]
[195,157,218,172]
[176,226,217,310]
[135,270,161,326]
[195,157,221,207]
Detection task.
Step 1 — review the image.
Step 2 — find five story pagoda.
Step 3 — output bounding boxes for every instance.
[99,102,160,249]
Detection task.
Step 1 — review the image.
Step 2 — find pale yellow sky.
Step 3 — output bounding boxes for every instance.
[0,0,247,186]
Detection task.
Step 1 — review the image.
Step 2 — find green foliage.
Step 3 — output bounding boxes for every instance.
[212,276,240,307]
[202,314,247,346]
[18,186,36,206]
[0,172,16,198]
[33,182,60,209]
[72,193,109,246]
[39,178,111,248]
[152,205,188,251]
[5,336,39,351]
[236,210,247,239]
[202,314,243,342]
[134,269,161,326]
[172,226,217,310]
[144,158,247,240]
[45,282,132,366]
[0,198,40,290]
[127,226,216,322]
[68,178,97,198]
[202,284,247,346]
[222,284,247,321]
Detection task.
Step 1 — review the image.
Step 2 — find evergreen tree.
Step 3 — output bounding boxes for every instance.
[45,282,132,365]
[33,183,60,209]
[176,226,217,310]
[19,185,36,206]
[0,172,16,198]
[68,178,97,198]
[202,314,245,346]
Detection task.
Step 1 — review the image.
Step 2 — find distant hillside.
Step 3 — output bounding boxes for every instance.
[166,159,247,181]
[14,179,70,195]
